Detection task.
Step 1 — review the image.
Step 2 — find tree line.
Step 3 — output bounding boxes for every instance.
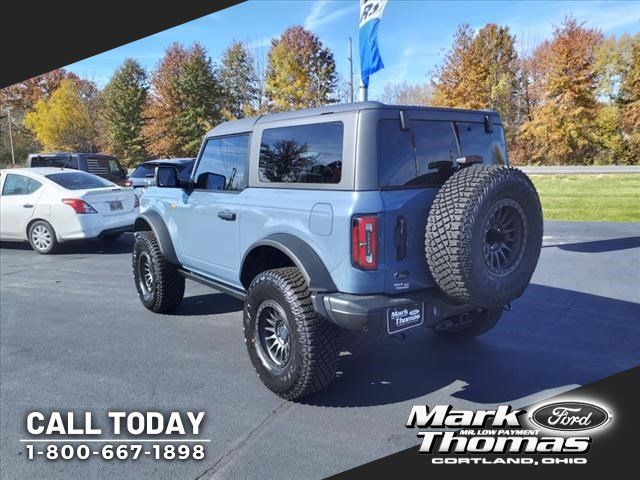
[1,19,638,167]
[401,18,639,165]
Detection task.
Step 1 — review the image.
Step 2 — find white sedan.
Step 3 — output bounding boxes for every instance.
[0,167,138,254]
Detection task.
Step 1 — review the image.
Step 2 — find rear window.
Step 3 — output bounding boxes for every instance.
[132,163,193,182]
[456,122,508,164]
[378,119,507,189]
[379,120,459,189]
[259,122,343,184]
[30,156,78,169]
[46,171,112,190]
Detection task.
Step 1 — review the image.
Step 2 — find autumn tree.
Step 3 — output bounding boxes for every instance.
[100,59,148,166]
[519,18,604,164]
[1,69,73,111]
[378,82,432,106]
[1,69,96,165]
[143,43,222,157]
[23,79,98,151]
[432,24,518,136]
[265,26,337,111]
[618,37,640,163]
[219,41,259,119]
[589,34,639,164]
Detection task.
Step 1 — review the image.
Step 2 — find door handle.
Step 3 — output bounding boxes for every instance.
[22,203,34,208]
[217,210,236,221]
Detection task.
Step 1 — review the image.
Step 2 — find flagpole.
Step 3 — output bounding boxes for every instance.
[359,82,368,102]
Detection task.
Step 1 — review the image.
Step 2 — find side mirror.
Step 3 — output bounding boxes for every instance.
[155,166,180,188]
[196,172,226,190]
[120,167,128,178]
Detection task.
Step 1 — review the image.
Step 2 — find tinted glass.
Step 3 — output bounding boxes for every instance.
[259,122,343,184]
[46,171,112,190]
[107,158,121,175]
[86,157,109,175]
[194,135,249,191]
[456,122,507,165]
[2,174,41,195]
[379,120,459,188]
[27,179,42,194]
[132,163,193,182]
[30,156,78,169]
[130,165,156,178]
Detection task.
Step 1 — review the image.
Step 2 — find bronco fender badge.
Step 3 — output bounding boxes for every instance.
[530,401,612,432]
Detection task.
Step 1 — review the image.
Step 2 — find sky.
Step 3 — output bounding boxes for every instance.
[66,0,640,99]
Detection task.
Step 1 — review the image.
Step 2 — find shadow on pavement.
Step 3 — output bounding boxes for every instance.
[172,293,244,316]
[544,236,640,253]
[303,283,640,408]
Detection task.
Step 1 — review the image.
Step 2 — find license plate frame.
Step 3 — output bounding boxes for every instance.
[109,200,123,211]
[386,303,424,334]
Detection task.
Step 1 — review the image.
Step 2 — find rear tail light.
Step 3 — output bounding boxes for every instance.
[124,180,133,187]
[351,215,378,270]
[62,198,98,214]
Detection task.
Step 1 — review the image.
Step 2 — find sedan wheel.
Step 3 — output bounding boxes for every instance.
[28,221,58,254]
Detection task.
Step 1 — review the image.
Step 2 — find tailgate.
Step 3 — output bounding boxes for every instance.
[81,187,136,216]
[380,188,439,294]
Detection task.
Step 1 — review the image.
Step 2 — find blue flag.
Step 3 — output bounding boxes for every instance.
[359,0,388,89]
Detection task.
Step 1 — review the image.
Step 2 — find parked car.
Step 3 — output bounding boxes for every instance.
[126,158,195,197]
[0,168,138,253]
[132,102,543,400]
[26,153,128,186]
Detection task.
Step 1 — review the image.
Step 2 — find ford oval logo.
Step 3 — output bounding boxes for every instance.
[530,402,611,431]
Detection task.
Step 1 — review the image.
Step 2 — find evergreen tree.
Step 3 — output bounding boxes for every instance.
[219,41,259,119]
[100,59,148,166]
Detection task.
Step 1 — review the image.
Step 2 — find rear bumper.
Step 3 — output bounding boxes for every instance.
[311,288,475,336]
[58,211,137,241]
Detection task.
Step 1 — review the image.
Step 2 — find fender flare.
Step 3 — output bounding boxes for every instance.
[134,210,179,265]
[242,233,337,293]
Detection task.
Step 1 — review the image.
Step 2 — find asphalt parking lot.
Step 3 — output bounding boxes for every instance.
[1,221,639,479]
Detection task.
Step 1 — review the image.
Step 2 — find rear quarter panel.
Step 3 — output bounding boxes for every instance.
[239,188,386,294]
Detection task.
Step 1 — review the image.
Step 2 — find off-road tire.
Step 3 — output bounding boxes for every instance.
[434,308,503,338]
[28,220,58,254]
[133,231,185,313]
[243,267,339,400]
[426,165,543,308]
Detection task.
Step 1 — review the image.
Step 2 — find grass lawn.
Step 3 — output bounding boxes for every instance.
[529,174,640,222]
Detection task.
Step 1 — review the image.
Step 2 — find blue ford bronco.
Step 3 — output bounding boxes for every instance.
[132,102,543,400]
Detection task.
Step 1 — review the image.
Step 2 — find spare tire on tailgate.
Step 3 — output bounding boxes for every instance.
[426,165,543,308]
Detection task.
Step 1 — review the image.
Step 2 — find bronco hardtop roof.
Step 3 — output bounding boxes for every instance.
[206,102,500,138]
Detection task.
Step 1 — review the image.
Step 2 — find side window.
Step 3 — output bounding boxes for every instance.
[86,157,109,176]
[107,159,121,175]
[194,134,249,191]
[259,122,343,184]
[1,174,41,196]
[379,120,459,188]
[456,122,508,165]
[27,178,43,194]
